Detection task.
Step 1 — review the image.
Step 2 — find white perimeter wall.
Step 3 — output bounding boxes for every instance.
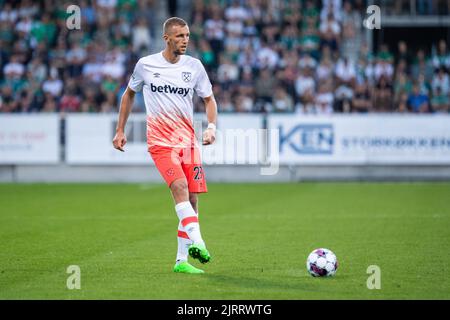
[1,113,450,182]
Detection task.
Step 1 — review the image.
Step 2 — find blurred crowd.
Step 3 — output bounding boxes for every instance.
[0,0,156,114]
[189,0,450,114]
[0,0,449,114]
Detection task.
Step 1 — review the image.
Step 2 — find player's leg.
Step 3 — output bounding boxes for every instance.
[174,192,199,269]
[171,178,210,266]
[170,178,205,246]
[181,147,211,264]
[149,146,204,273]
[174,180,192,264]
[189,192,198,214]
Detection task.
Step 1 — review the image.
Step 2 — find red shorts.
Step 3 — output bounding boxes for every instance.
[149,145,208,193]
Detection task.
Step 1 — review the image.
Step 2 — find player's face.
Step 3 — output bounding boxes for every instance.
[166,25,190,55]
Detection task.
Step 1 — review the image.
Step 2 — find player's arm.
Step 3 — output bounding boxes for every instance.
[112,87,135,152]
[202,94,217,145]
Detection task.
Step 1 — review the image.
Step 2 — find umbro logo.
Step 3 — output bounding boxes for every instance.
[154,73,161,78]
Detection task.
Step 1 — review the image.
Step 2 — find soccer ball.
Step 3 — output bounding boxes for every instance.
[306,248,338,277]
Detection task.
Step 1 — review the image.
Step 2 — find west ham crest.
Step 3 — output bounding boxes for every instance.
[182,72,192,82]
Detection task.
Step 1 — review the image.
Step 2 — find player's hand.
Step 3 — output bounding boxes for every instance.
[113,131,127,152]
[202,128,216,145]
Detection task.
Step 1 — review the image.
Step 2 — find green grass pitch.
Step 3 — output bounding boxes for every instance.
[0,182,449,299]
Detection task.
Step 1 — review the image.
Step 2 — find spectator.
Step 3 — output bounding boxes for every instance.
[3,55,25,78]
[374,58,394,83]
[319,13,341,54]
[204,6,225,65]
[298,52,317,70]
[100,91,118,113]
[238,67,256,97]
[30,13,56,48]
[225,0,248,21]
[198,39,216,71]
[80,0,97,29]
[0,86,19,112]
[132,17,152,53]
[396,41,412,66]
[335,57,356,86]
[407,83,430,113]
[394,72,413,104]
[352,81,372,113]
[417,73,431,96]
[256,41,280,70]
[42,68,63,98]
[315,82,334,114]
[102,53,125,80]
[234,88,254,113]
[190,12,204,44]
[340,1,362,63]
[217,54,239,85]
[80,87,99,113]
[66,43,87,78]
[411,49,434,80]
[281,1,302,28]
[377,44,394,64]
[431,67,450,96]
[27,57,47,83]
[42,92,57,112]
[96,0,117,22]
[397,92,410,113]
[334,57,356,112]
[0,3,18,24]
[272,86,294,113]
[321,0,342,22]
[300,19,321,58]
[431,87,449,113]
[280,23,301,51]
[316,57,334,82]
[82,55,103,83]
[217,91,235,113]
[373,75,394,112]
[15,15,32,36]
[59,87,81,113]
[295,68,315,106]
[237,45,258,70]
[432,40,450,72]
[255,68,279,109]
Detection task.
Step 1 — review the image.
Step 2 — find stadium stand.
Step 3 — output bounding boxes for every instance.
[0,0,449,114]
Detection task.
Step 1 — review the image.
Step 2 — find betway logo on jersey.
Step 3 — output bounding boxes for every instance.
[150,83,190,97]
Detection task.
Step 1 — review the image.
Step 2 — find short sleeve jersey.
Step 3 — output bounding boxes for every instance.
[128,52,213,147]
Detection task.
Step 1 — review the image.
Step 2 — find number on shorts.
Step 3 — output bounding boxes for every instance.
[193,166,203,180]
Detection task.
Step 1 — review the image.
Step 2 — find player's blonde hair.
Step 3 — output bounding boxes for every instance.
[163,17,188,34]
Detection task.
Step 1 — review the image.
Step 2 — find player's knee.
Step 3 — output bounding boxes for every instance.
[170,179,188,195]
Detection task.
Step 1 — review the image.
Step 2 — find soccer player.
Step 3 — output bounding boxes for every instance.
[112,17,217,274]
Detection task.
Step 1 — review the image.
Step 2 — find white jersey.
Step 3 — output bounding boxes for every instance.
[128,52,213,147]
